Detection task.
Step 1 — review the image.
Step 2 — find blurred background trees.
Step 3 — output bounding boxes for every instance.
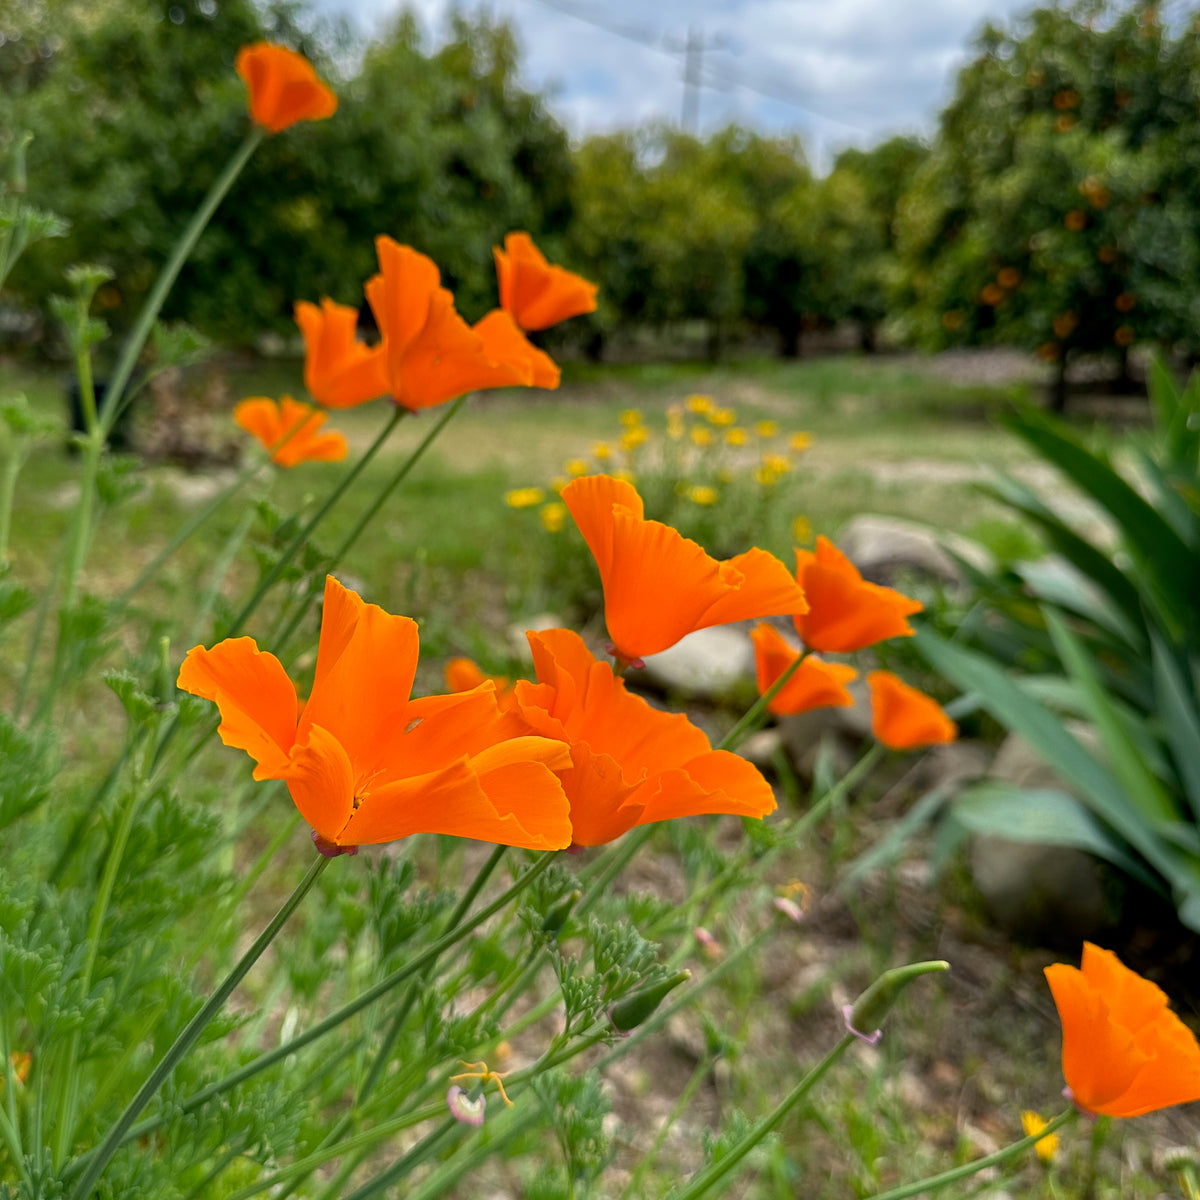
[4,0,1200,383]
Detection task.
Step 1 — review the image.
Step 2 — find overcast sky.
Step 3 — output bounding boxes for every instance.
[316,0,1040,167]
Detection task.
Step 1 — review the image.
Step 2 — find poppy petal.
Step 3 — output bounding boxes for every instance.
[868,671,957,749]
[285,723,356,843]
[177,637,298,778]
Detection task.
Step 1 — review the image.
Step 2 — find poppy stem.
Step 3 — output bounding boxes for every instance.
[78,852,558,1161]
[718,647,810,752]
[861,1108,1077,1200]
[226,404,406,637]
[67,853,331,1200]
[96,129,264,439]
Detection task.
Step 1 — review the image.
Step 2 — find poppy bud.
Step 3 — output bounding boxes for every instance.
[609,970,691,1033]
[843,960,949,1045]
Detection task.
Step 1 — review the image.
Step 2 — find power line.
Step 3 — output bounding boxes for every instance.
[518,0,871,133]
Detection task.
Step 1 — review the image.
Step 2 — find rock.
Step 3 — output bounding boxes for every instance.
[776,676,872,779]
[639,626,754,699]
[836,514,993,586]
[505,613,567,662]
[737,728,783,768]
[911,739,991,793]
[968,728,1115,943]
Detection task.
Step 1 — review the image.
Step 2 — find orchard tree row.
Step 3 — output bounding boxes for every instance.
[3,0,1197,397]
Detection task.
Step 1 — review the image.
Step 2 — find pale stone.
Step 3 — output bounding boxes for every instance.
[639,626,754,699]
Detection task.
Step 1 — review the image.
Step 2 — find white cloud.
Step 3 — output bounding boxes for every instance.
[314,0,1041,164]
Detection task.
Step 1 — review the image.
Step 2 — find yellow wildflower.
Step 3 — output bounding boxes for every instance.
[762,453,790,476]
[789,432,812,453]
[565,458,589,477]
[707,407,736,427]
[792,515,812,544]
[550,475,569,494]
[690,426,714,448]
[724,427,748,446]
[1021,1111,1058,1163]
[755,420,779,438]
[613,468,637,485]
[686,393,714,415]
[687,485,718,505]
[540,502,566,533]
[593,442,611,461]
[619,408,643,428]
[621,427,648,452]
[504,487,545,509]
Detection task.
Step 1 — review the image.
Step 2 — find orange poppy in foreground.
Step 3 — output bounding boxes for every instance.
[750,623,857,716]
[177,576,572,852]
[561,474,808,663]
[234,396,347,467]
[511,628,776,847]
[365,237,547,411]
[867,671,957,749]
[1045,942,1200,1117]
[295,298,387,409]
[793,537,922,652]
[494,232,599,332]
[235,42,337,134]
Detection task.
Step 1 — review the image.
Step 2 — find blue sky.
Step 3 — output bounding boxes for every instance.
[316,0,1039,167]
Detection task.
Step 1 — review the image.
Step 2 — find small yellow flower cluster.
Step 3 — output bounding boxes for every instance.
[503,393,814,539]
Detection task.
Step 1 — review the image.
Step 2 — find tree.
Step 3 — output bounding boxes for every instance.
[895,1,1200,407]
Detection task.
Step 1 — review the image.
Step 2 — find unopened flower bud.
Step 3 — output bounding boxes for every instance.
[843,960,949,1046]
[609,970,691,1033]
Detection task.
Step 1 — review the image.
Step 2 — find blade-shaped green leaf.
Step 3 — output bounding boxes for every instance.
[1150,629,1200,826]
[1002,408,1199,628]
[978,476,1143,631]
[914,628,1183,887]
[952,782,1158,890]
[1043,607,1178,826]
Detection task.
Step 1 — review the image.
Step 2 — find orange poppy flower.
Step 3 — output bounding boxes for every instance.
[235,42,337,135]
[561,474,808,663]
[793,537,922,652]
[494,232,599,332]
[294,298,387,409]
[473,309,561,389]
[750,623,857,716]
[233,396,348,467]
[867,671,957,750]
[1045,942,1200,1117]
[510,628,776,846]
[365,237,536,411]
[177,576,572,852]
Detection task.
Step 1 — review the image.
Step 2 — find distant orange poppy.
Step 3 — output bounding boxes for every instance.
[445,657,515,709]
[494,232,599,331]
[793,537,922,653]
[235,42,337,134]
[561,474,808,663]
[234,395,348,467]
[294,298,387,409]
[750,623,857,716]
[511,628,776,846]
[1045,942,1200,1117]
[177,576,572,852]
[365,237,536,411]
[867,671,957,750]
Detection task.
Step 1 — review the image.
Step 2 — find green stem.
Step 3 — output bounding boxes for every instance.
[279,843,510,1200]
[0,432,27,564]
[340,1118,461,1200]
[81,853,556,1159]
[863,1109,1077,1200]
[793,741,885,840]
[98,130,263,437]
[67,853,330,1200]
[717,646,808,752]
[226,405,406,637]
[55,778,143,1163]
[671,1035,855,1200]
